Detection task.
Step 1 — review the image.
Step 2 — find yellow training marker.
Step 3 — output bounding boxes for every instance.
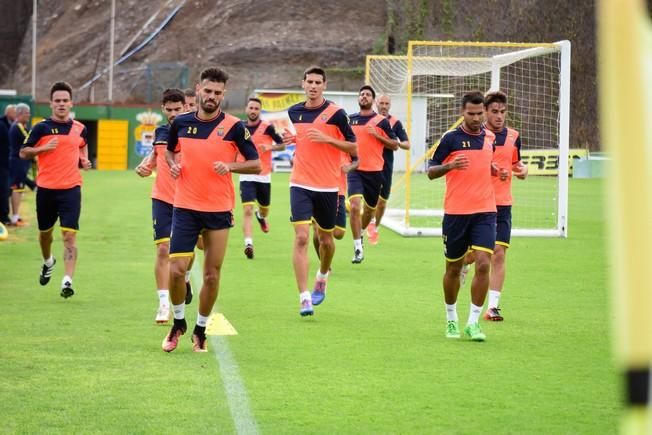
[206,313,238,336]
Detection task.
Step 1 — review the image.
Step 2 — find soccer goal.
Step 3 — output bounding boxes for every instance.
[365,40,571,238]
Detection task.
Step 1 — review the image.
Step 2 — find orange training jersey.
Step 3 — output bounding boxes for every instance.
[151,124,176,204]
[167,112,259,212]
[288,100,356,191]
[491,127,522,206]
[22,118,87,190]
[348,112,396,172]
[429,125,496,214]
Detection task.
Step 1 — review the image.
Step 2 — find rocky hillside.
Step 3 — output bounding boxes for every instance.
[3,0,597,148]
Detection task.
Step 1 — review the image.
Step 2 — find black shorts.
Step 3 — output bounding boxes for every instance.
[290,186,338,231]
[347,170,384,209]
[36,186,82,232]
[442,212,497,261]
[240,181,271,207]
[335,194,347,230]
[169,207,234,256]
[152,198,173,243]
[496,205,512,247]
[379,160,393,201]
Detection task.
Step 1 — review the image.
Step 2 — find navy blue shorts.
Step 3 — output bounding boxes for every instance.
[240,181,271,207]
[169,207,233,256]
[379,161,393,200]
[335,194,346,230]
[290,186,338,231]
[36,186,82,232]
[496,205,512,247]
[442,212,497,261]
[347,170,384,209]
[10,159,30,191]
[152,198,173,243]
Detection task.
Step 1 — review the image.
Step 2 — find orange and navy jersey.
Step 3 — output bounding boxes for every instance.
[151,124,176,205]
[490,127,522,206]
[23,118,87,190]
[240,121,283,176]
[383,115,408,167]
[349,112,396,172]
[429,125,496,215]
[167,111,258,212]
[288,100,356,191]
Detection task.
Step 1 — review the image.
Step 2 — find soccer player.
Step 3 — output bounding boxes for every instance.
[459,91,528,321]
[183,88,197,112]
[283,66,357,315]
[367,94,410,244]
[238,97,284,259]
[426,90,506,342]
[19,81,92,298]
[8,103,32,226]
[161,67,260,353]
[135,88,191,324]
[347,85,397,263]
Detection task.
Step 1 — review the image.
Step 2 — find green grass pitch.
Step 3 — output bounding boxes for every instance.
[0,171,617,434]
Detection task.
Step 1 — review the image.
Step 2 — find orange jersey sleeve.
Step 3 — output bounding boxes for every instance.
[491,127,521,206]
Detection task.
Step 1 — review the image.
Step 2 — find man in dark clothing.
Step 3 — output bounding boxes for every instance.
[0,105,16,225]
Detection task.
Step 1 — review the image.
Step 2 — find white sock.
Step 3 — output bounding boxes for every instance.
[255,210,262,219]
[196,313,209,327]
[244,237,253,246]
[445,303,458,321]
[467,303,483,325]
[184,271,191,282]
[11,214,19,223]
[172,303,185,320]
[299,291,311,302]
[157,289,169,307]
[354,239,363,251]
[44,256,54,267]
[316,270,329,281]
[62,275,72,287]
[488,290,501,309]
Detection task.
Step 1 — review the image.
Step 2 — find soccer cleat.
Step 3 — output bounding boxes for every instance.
[459,264,470,286]
[162,320,187,352]
[299,299,314,316]
[244,244,254,259]
[311,279,327,306]
[446,320,461,339]
[255,211,269,233]
[185,280,193,305]
[11,218,28,227]
[39,258,56,286]
[483,307,504,322]
[464,322,487,342]
[366,222,379,245]
[192,333,208,353]
[351,248,364,264]
[60,280,74,299]
[155,305,170,324]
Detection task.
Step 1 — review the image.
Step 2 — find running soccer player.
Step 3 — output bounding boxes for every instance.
[427,90,506,342]
[161,67,260,353]
[135,88,192,324]
[283,66,357,316]
[459,91,528,321]
[238,97,284,259]
[19,81,92,298]
[347,85,397,263]
[367,94,410,244]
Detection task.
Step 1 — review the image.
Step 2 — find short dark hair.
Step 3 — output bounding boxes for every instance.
[461,90,484,109]
[183,88,196,97]
[200,67,229,84]
[162,88,185,105]
[484,90,508,108]
[248,97,262,106]
[50,81,73,100]
[303,66,326,81]
[359,85,376,99]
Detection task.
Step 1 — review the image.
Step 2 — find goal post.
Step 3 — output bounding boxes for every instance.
[365,40,571,238]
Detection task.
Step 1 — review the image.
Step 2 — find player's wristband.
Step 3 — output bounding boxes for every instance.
[351,155,359,162]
